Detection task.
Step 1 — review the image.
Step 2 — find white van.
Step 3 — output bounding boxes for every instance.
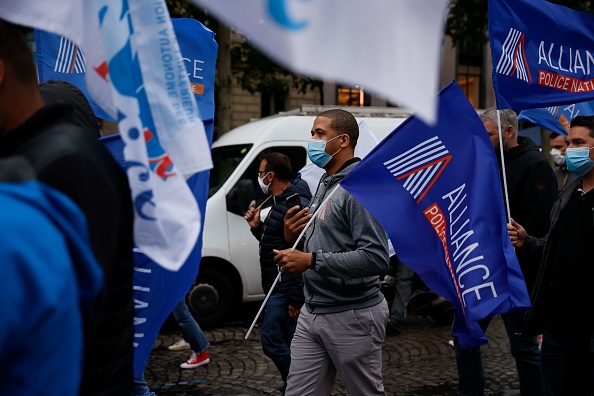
[187,105,411,326]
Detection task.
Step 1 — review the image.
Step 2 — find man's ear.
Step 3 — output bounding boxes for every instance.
[341,133,350,148]
[504,125,515,138]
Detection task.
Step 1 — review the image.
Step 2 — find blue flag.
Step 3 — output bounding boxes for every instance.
[174,18,217,121]
[98,17,217,377]
[35,17,216,122]
[101,120,214,377]
[35,30,114,121]
[518,101,594,136]
[341,81,531,348]
[489,0,594,111]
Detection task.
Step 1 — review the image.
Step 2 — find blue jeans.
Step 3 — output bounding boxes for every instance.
[133,374,156,396]
[389,260,414,328]
[454,310,543,396]
[172,300,209,353]
[260,293,296,386]
[541,326,594,396]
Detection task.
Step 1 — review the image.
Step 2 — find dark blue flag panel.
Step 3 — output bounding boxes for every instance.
[489,0,594,111]
[341,81,531,348]
[518,101,594,136]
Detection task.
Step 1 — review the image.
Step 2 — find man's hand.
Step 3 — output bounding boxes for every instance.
[284,206,312,245]
[273,249,312,274]
[244,206,261,229]
[288,305,301,322]
[508,218,527,248]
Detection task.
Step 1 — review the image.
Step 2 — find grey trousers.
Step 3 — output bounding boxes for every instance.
[285,299,389,396]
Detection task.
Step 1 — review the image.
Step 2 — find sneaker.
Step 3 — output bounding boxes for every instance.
[168,338,191,351]
[180,351,210,369]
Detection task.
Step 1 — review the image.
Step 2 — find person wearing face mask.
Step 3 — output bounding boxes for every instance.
[274,109,390,395]
[508,115,594,395]
[549,132,572,192]
[244,152,311,394]
[453,108,557,396]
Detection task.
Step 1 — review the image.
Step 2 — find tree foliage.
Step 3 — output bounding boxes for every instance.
[231,43,321,97]
[446,0,593,47]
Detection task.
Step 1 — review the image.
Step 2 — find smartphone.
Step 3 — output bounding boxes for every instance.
[286,193,302,211]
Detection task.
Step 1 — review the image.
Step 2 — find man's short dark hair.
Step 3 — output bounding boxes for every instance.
[570,115,594,138]
[0,19,37,86]
[317,109,359,148]
[260,152,292,181]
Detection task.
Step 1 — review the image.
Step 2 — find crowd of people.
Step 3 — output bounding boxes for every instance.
[2,14,594,396]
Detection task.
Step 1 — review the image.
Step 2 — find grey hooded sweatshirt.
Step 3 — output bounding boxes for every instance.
[303,158,389,314]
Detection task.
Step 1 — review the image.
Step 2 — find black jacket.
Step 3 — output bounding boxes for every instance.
[251,178,312,309]
[521,178,594,335]
[0,103,134,396]
[503,136,558,281]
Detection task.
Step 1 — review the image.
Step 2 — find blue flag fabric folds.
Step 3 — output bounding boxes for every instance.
[489,0,594,111]
[35,18,216,123]
[518,101,594,136]
[101,120,213,377]
[35,30,114,121]
[341,81,531,348]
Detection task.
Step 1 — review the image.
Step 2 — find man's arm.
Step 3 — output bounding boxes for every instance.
[508,218,548,259]
[311,193,389,278]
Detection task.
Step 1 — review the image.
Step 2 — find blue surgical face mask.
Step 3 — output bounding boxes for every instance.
[307,134,344,168]
[565,147,594,176]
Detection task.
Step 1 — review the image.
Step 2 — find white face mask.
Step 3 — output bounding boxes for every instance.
[550,148,565,166]
[257,172,271,195]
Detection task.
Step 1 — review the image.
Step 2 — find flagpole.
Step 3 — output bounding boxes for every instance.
[245,185,341,339]
[496,110,513,223]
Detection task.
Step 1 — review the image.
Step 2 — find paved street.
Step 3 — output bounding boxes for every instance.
[145,305,520,396]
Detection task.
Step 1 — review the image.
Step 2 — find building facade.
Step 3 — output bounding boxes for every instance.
[224,34,497,134]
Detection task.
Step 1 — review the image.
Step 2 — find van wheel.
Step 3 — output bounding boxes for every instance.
[187,267,234,327]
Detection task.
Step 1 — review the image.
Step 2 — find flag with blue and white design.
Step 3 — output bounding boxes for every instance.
[518,102,594,136]
[35,31,114,121]
[341,81,531,348]
[489,0,594,110]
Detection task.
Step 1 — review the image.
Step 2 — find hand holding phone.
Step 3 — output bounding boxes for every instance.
[286,193,302,211]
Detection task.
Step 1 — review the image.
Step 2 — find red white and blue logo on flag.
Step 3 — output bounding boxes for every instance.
[341,81,531,348]
[35,30,113,120]
[489,0,594,110]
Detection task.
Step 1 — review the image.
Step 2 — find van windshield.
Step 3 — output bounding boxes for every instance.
[208,144,253,197]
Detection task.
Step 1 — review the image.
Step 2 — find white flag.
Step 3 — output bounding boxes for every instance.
[0,0,212,270]
[191,0,448,124]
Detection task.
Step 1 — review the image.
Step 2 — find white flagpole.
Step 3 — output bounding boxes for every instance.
[245,185,341,339]
[496,109,513,223]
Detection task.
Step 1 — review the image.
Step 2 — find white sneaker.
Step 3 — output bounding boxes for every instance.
[168,338,191,351]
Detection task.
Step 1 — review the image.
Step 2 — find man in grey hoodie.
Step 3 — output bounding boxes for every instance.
[274,109,390,395]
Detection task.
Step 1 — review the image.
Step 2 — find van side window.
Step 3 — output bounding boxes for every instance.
[209,144,253,198]
[226,146,307,217]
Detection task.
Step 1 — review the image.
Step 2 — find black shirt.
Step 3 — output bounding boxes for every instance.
[547,184,594,335]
